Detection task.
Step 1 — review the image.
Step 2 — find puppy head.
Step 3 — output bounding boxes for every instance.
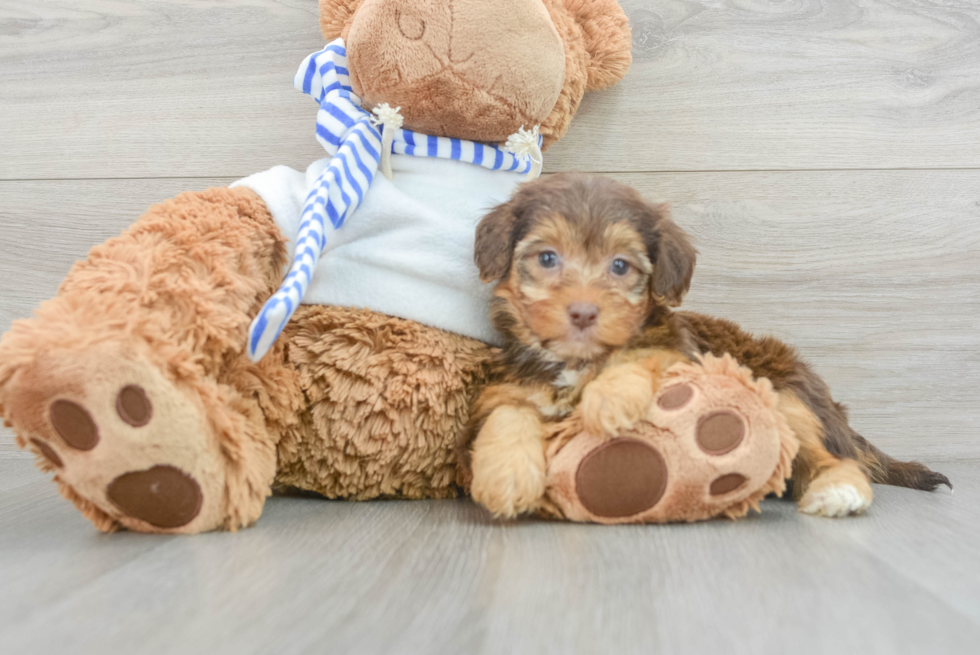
[476,173,696,362]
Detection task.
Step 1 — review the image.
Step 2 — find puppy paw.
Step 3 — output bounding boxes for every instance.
[581,364,655,437]
[470,406,546,518]
[799,460,873,517]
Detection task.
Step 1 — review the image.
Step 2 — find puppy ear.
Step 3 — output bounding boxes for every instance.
[319,0,364,41]
[475,201,520,283]
[564,0,633,91]
[642,203,696,307]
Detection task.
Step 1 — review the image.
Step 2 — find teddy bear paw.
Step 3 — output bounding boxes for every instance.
[545,356,798,524]
[3,343,235,533]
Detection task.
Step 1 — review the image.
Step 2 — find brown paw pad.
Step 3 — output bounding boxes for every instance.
[107,465,202,529]
[30,438,63,468]
[575,438,667,518]
[696,410,744,455]
[657,383,694,410]
[116,384,152,427]
[709,472,747,496]
[49,400,99,450]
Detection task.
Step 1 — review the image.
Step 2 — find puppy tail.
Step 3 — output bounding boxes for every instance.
[852,432,952,491]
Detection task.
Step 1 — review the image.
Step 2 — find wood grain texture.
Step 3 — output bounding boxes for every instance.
[550,0,980,172]
[2,173,977,460]
[3,0,980,180]
[0,456,977,655]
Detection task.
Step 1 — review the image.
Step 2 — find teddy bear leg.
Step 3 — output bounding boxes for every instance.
[0,187,294,533]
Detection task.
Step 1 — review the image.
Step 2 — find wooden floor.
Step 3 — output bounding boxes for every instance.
[1,454,978,654]
[1,1,979,652]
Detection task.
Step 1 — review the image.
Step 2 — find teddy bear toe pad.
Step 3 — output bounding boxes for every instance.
[546,357,796,524]
[115,384,153,427]
[657,383,693,410]
[696,409,745,455]
[50,399,100,450]
[29,438,64,468]
[709,472,748,496]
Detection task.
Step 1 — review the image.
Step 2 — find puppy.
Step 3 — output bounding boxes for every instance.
[460,172,950,519]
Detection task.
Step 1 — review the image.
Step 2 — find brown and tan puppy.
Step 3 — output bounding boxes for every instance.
[461,172,950,519]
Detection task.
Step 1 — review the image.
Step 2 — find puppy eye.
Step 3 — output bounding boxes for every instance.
[610,258,630,276]
[538,251,559,269]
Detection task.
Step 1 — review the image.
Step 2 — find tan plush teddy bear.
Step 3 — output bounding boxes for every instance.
[0,0,635,533]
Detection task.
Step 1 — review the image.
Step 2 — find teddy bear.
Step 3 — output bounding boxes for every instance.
[0,0,796,533]
[0,0,635,533]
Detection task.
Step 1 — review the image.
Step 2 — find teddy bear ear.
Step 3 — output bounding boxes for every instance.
[319,0,364,41]
[564,0,633,91]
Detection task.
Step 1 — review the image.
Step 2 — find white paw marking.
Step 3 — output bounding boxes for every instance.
[800,483,872,518]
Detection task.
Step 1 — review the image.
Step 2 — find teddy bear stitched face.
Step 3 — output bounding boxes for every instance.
[345,0,566,143]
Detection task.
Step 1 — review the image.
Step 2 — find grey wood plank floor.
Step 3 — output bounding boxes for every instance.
[1,454,978,655]
[2,1,979,652]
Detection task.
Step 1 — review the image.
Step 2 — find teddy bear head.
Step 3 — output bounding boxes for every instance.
[319,0,632,149]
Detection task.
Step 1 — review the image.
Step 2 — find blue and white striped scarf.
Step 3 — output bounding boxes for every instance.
[247,39,542,361]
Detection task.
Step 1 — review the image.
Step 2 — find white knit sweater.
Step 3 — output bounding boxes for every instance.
[233,154,524,345]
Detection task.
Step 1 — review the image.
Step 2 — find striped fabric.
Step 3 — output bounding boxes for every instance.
[247,38,541,361]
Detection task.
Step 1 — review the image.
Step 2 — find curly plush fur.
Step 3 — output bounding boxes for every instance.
[276,305,492,501]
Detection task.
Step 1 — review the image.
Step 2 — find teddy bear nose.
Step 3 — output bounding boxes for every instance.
[567,303,599,329]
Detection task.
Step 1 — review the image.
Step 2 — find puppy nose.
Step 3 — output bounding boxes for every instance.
[567,302,599,329]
